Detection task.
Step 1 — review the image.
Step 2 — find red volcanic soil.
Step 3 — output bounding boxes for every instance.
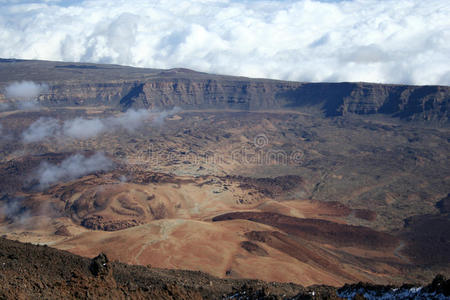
[244,230,359,281]
[213,211,398,250]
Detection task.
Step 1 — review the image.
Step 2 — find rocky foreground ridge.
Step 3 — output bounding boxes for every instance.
[0,58,448,122]
[0,238,449,299]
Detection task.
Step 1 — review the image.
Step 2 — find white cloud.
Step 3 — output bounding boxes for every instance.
[36,152,113,187]
[62,117,106,139]
[21,108,178,143]
[4,81,48,110]
[22,117,59,143]
[0,195,29,224]
[0,0,449,85]
[108,108,150,131]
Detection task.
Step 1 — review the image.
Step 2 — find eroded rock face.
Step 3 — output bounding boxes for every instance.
[40,79,450,121]
[0,59,448,122]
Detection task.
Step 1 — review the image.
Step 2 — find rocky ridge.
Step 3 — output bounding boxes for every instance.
[0,237,448,299]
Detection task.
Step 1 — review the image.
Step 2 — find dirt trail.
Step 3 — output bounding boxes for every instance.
[134,220,184,265]
[394,241,411,264]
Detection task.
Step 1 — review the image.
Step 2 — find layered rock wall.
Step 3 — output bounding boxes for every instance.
[0,59,448,121]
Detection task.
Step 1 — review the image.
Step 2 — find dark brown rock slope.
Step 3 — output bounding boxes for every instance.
[0,237,320,299]
[1,237,448,299]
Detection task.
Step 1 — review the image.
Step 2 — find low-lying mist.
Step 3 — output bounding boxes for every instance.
[22,107,179,143]
[0,195,29,225]
[35,152,113,188]
[4,81,48,110]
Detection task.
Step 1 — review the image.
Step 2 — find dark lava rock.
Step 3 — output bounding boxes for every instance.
[54,225,71,236]
[423,274,450,296]
[436,194,450,214]
[89,253,110,277]
[240,241,268,256]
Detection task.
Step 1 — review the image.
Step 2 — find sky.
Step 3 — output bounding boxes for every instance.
[0,0,449,85]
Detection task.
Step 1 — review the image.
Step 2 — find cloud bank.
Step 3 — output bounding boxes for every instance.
[0,0,449,85]
[36,152,113,187]
[22,108,178,143]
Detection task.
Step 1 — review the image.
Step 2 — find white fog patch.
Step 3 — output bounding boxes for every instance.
[4,81,49,110]
[0,122,12,141]
[21,108,179,143]
[107,108,150,132]
[36,152,113,188]
[147,107,181,126]
[63,117,107,139]
[5,81,48,100]
[0,195,30,225]
[0,0,449,85]
[22,118,59,143]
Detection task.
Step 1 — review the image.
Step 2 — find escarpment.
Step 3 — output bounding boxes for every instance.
[0,59,449,121]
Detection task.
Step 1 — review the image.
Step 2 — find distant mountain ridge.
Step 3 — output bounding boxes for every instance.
[0,58,448,121]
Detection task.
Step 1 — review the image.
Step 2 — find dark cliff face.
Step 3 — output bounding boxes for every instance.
[43,79,449,121]
[0,59,448,121]
[279,82,449,120]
